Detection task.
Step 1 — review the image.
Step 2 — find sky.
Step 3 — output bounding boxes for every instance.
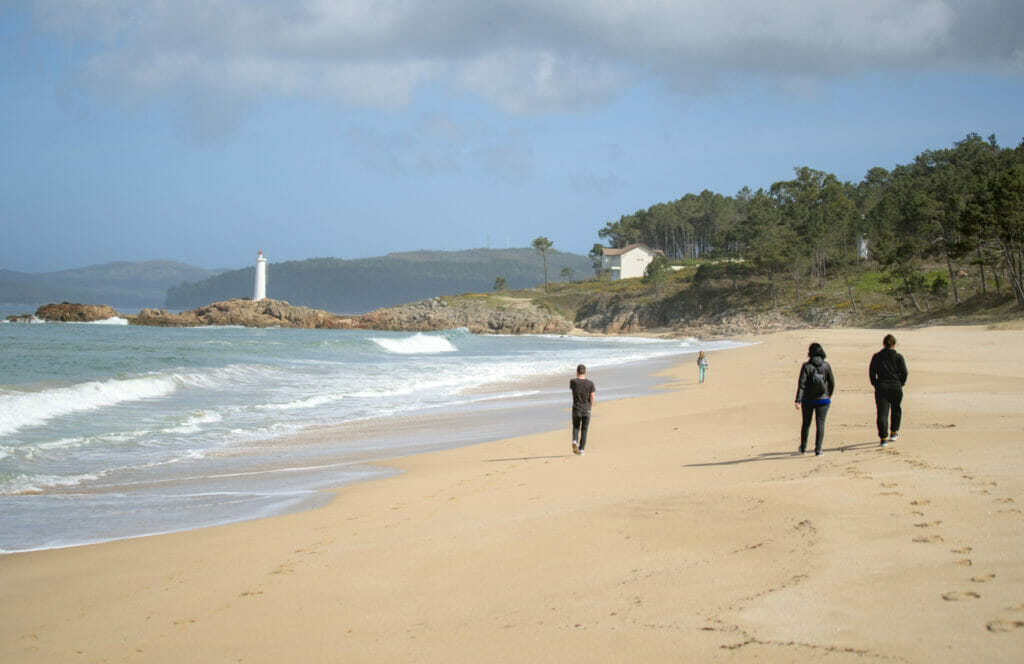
[2,1,1023,274]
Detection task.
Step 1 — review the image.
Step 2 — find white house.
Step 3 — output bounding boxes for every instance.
[601,243,657,280]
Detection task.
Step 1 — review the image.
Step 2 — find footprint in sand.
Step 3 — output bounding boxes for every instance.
[913,535,944,543]
[955,559,973,567]
[971,574,996,583]
[914,521,943,528]
[943,591,981,601]
[951,546,973,554]
[910,499,931,506]
[986,619,1024,632]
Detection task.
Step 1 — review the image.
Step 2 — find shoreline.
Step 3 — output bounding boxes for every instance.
[0,336,738,554]
[2,325,1022,662]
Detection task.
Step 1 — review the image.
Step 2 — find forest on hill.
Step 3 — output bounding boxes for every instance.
[0,261,219,310]
[595,133,1024,313]
[165,248,593,313]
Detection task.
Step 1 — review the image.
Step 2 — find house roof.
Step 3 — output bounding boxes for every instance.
[601,243,653,256]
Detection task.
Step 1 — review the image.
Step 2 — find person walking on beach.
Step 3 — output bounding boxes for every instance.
[697,351,708,384]
[570,364,595,455]
[794,342,835,456]
[869,334,909,447]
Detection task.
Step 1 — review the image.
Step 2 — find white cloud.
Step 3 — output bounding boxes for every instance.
[456,48,628,114]
[29,0,1024,135]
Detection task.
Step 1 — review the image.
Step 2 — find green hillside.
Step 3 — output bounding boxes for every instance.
[165,249,594,313]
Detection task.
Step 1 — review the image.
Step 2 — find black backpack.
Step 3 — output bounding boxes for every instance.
[810,364,828,398]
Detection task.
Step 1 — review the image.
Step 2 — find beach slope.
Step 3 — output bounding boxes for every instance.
[1,325,1022,662]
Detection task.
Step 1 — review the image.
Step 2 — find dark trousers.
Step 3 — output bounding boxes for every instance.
[800,402,830,453]
[875,388,903,439]
[572,411,591,449]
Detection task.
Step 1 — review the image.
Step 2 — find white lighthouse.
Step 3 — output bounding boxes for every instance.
[254,250,267,301]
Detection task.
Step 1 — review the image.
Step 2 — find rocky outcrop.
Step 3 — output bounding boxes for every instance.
[32,302,123,322]
[10,295,846,338]
[129,299,356,329]
[131,296,572,334]
[357,296,573,334]
[10,297,571,333]
[575,296,851,338]
[576,302,657,334]
[672,310,810,338]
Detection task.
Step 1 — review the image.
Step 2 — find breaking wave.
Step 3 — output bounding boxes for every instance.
[0,375,178,436]
[370,333,457,355]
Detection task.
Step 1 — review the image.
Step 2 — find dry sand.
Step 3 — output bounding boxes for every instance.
[1,325,1022,663]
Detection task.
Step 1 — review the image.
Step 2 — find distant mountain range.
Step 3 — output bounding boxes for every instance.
[0,261,221,311]
[0,249,595,314]
[167,249,595,314]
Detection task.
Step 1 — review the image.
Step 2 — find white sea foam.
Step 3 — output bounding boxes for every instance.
[84,317,129,326]
[171,364,281,390]
[2,432,154,461]
[0,472,101,495]
[35,436,89,452]
[370,333,457,354]
[166,412,223,434]
[0,316,45,324]
[258,394,341,411]
[0,375,178,436]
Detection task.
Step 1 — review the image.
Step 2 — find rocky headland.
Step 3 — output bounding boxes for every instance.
[9,291,936,338]
[130,299,355,329]
[8,297,574,335]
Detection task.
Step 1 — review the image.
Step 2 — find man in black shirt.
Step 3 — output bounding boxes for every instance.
[569,364,596,455]
[869,334,909,447]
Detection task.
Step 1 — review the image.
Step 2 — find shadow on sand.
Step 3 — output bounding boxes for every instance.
[485,455,568,463]
[683,440,884,468]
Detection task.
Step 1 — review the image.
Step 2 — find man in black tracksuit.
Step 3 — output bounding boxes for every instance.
[869,334,909,446]
[570,364,595,455]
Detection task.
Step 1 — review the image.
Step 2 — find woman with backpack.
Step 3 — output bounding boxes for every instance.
[794,342,836,456]
[696,350,709,383]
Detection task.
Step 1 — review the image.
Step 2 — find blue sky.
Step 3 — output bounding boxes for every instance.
[2,1,1023,273]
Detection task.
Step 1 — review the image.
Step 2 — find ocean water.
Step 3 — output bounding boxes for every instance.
[0,317,744,552]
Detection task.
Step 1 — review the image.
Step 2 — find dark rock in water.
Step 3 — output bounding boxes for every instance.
[34,302,122,322]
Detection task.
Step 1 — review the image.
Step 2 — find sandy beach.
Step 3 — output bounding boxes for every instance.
[1,325,1022,663]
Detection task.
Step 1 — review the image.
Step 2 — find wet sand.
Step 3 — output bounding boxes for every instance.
[1,325,1022,662]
